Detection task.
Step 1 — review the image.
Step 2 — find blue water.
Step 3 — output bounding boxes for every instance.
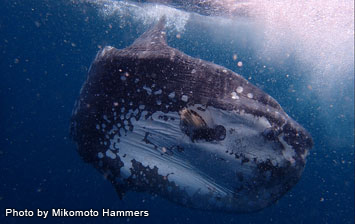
[1,1,354,223]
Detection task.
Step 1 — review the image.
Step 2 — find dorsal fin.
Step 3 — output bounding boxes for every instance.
[130,16,167,50]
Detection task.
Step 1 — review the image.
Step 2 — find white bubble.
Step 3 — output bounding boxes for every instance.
[236,86,243,93]
[231,92,239,100]
[233,54,238,61]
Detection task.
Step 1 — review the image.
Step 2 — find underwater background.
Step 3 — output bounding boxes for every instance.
[0,0,354,223]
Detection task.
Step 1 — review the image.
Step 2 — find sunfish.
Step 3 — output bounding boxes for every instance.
[70,16,313,212]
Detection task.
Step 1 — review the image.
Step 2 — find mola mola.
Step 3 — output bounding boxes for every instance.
[70,17,313,213]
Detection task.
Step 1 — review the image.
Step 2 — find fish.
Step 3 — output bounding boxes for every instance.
[70,16,313,213]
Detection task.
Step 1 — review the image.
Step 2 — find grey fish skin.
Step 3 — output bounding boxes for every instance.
[70,16,313,213]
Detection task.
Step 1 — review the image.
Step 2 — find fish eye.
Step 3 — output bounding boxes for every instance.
[179,108,226,142]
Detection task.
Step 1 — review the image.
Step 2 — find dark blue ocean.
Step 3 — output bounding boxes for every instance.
[1,0,354,223]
